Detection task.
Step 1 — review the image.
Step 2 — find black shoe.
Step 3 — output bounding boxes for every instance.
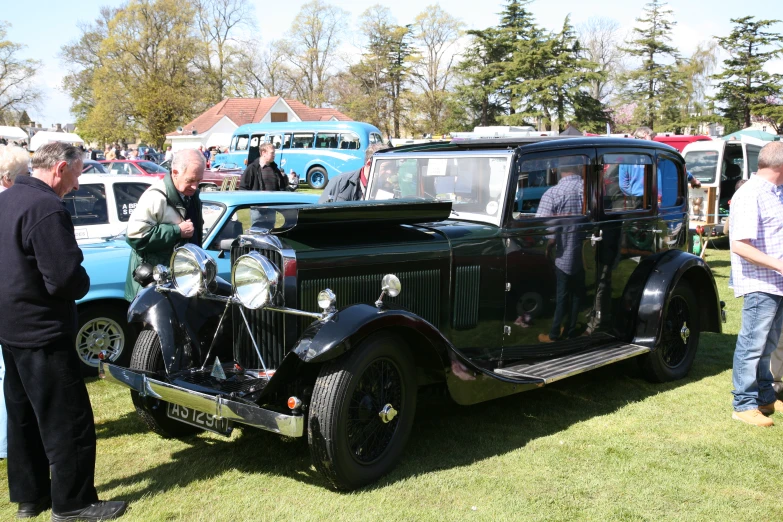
[16,496,52,518]
[51,500,128,522]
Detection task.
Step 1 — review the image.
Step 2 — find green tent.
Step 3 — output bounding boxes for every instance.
[722,129,781,141]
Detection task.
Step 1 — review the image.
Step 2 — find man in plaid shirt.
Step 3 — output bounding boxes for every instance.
[729,141,783,427]
[536,163,585,342]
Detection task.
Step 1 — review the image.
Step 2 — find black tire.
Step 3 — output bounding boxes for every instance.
[639,283,700,382]
[307,166,328,189]
[308,332,417,490]
[129,330,199,437]
[75,303,135,377]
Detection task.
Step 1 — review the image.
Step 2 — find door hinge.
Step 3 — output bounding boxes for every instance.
[503,325,511,335]
[505,282,511,292]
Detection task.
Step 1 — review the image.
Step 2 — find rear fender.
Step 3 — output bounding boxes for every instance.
[631,250,722,348]
[127,285,225,374]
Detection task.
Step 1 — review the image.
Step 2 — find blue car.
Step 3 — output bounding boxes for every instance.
[75,190,318,374]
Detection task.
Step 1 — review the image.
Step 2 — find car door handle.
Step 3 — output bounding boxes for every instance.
[590,231,603,246]
[653,229,664,234]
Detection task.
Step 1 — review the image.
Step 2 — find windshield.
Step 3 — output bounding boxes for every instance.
[366,153,512,225]
[684,150,719,184]
[139,161,169,174]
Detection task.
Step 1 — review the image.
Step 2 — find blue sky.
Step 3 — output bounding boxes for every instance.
[4,0,783,126]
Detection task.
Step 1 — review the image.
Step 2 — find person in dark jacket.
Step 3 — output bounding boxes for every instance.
[318,143,388,203]
[0,142,127,521]
[239,143,288,191]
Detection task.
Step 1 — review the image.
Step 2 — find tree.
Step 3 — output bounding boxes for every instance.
[281,0,349,108]
[409,5,463,134]
[230,39,295,98]
[578,17,624,103]
[712,16,783,132]
[666,41,718,132]
[79,0,201,146]
[618,0,681,130]
[0,22,42,125]
[192,0,255,104]
[454,28,506,127]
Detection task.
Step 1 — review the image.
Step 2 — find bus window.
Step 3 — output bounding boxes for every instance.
[232,135,249,151]
[339,132,360,150]
[747,146,760,175]
[370,133,383,145]
[271,134,291,150]
[316,133,339,148]
[291,133,315,149]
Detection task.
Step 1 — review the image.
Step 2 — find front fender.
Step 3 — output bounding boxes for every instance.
[292,303,451,366]
[127,285,225,374]
[632,250,722,348]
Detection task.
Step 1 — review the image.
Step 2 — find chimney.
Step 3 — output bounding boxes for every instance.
[56,123,62,132]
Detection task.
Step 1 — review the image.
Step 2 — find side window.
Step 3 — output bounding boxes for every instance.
[657,157,683,208]
[291,133,314,149]
[315,133,339,148]
[106,162,123,175]
[747,147,760,175]
[339,132,360,150]
[63,184,109,226]
[113,183,150,222]
[208,207,249,250]
[201,202,226,244]
[601,153,653,212]
[249,135,262,148]
[127,163,142,175]
[272,134,292,150]
[234,135,249,151]
[369,133,383,145]
[514,155,589,218]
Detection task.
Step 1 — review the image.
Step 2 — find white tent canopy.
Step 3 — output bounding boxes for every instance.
[0,125,27,141]
[29,131,84,151]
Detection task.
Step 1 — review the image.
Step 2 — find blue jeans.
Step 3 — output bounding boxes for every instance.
[732,292,783,411]
[549,267,585,340]
[0,347,6,458]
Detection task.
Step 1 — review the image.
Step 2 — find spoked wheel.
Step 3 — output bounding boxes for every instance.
[308,332,416,490]
[75,305,134,377]
[639,283,700,382]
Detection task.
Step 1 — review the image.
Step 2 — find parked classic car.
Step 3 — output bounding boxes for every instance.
[101,137,724,490]
[101,159,169,178]
[76,190,317,375]
[64,174,153,244]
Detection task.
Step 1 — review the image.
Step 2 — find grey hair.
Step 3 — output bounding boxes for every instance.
[758,141,783,170]
[172,148,206,174]
[632,126,656,140]
[365,143,389,163]
[0,144,31,183]
[31,142,82,171]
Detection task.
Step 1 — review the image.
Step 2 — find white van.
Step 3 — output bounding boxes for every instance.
[683,136,763,234]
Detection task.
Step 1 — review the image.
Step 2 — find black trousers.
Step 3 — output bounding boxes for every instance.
[3,337,99,512]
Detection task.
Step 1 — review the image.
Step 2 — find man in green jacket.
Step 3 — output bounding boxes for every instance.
[124,148,205,300]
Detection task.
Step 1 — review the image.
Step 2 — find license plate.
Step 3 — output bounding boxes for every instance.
[167,403,231,435]
[74,228,88,239]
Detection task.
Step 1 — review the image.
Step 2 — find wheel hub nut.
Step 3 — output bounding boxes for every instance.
[379,404,397,424]
[680,322,690,344]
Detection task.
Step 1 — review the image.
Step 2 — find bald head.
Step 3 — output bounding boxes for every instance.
[759,141,783,171]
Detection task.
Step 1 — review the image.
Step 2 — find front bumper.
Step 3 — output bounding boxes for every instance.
[100,363,304,437]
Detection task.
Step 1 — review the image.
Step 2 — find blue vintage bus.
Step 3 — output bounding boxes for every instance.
[211,122,384,189]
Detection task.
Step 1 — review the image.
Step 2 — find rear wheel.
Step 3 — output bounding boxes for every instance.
[130,330,199,437]
[308,332,417,490]
[76,304,135,377]
[307,166,328,189]
[639,283,700,382]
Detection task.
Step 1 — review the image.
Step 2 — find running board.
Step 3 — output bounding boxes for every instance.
[494,343,651,384]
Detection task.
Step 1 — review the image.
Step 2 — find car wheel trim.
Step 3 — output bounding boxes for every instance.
[346,357,404,465]
[76,317,125,367]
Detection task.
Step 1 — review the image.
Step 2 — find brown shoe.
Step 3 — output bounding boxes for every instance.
[538,333,555,343]
[759,400,783,416]
[732,409,774,427]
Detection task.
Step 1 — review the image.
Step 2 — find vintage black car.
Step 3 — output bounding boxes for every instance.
[101,137,724,491]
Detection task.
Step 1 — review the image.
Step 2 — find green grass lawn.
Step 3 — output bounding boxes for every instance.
[3,244,783,521]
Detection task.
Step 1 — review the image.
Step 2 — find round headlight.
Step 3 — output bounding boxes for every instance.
[317,289,336,310]
[170,244,217,297]
[232,251,280,309]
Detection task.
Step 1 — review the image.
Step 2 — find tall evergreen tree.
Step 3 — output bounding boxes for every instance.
[712,16,783,132]
[454,28,506,127]
[619,0,681,130]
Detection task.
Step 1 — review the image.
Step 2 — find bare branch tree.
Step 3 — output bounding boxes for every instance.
[0,22,42,123]
[230,39,294,98]
[280,0,349,108]
[577,17,624,102]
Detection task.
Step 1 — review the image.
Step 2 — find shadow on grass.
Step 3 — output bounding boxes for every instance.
[95,412,150,439]
[705,260,731,269]
[94,330,736,498]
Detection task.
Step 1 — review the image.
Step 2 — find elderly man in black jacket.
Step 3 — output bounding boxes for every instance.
[318,143,388,203]
[0,142,127,521]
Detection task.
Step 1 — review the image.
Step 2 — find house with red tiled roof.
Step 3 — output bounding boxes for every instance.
[167,97,351,150]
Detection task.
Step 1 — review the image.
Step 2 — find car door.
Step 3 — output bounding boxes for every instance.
[502,149,598,355]
[655,151,688,253]
[112,181,153,236]
[591,147,658,338]
[269,133,291,171]
[65,183,112,242]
